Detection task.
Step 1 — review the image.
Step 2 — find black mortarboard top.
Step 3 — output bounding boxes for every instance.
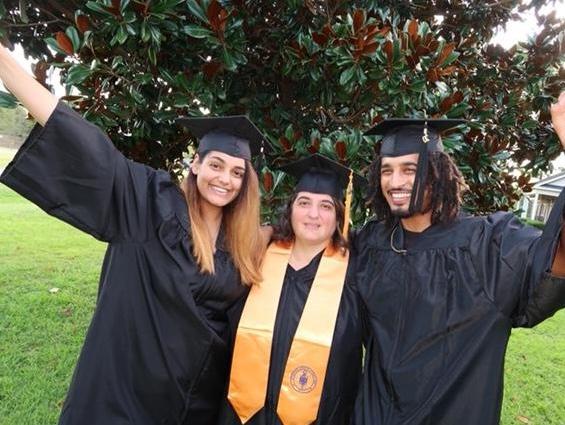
[278,154,364,199]
[364,118,465,215]
[364,118,466,156]
[177,115,269,160]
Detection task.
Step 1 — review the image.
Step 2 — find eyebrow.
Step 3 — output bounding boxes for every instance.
[208,155,226,163]
[209,156,245,171]
[382,161,418,168]
[296,196,335,206]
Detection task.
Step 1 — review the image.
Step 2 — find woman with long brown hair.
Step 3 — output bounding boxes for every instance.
[220,154,365,425]
[0,45,266,425]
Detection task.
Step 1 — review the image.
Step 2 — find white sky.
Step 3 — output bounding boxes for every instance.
[491,0,565,47]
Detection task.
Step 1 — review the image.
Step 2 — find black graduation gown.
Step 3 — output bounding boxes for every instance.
[217,251,364,425]
[353,195,565,425]
[0,103,247,425]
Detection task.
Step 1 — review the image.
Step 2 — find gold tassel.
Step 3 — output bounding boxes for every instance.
[342,170,353,241]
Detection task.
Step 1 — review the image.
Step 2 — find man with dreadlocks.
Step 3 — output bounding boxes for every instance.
[353,92,565,425]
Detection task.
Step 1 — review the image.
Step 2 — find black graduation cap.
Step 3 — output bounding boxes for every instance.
[278,153,364,199]
[364,118,465,215]
[177,115,269,160]
[364,118,465,156]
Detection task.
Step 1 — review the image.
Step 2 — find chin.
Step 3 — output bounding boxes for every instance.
[296,233,321,245]
[206,194,235,208]
[390,207,412,218]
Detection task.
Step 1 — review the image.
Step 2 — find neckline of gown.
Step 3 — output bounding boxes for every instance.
[287,250,324,280]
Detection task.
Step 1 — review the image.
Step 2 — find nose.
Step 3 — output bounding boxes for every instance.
[306,205,320,219]
[217,169,230,185]
[389,169,405,188]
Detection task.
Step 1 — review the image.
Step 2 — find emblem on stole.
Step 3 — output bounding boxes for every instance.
[290,366,317,393]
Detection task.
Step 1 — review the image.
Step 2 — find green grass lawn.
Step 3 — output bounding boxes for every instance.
[0,185,106,424]
[0,184,564,424]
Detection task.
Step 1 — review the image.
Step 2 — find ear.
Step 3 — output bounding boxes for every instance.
[191,153,201,175]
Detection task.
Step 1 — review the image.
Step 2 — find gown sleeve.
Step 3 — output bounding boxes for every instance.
[0,102,176,242]
[474,188,565,327]
[522,187,565,326]
[349,228,371,345]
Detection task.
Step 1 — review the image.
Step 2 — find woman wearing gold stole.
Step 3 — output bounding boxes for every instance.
[219,154,365,425]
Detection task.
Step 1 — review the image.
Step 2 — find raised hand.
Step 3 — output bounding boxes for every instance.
[0,45,57,125]
[550,92,565,149]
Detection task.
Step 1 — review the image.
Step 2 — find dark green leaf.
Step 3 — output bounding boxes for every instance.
[0,91,18,109]
[222,48,237,71]
[44,37,67,55]
[66,64,92,86]
[65,26,81,52]
[148,47,157,65]
[183,24,213,39]
[186,0,208,23]
[339,66,356,86]
[85,1,113,16]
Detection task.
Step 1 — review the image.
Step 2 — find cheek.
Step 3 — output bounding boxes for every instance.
[233,177,244,192]
[195,172,205,188]
[322,211,337,229]
[290,208,301,225]
[380,175,388,189]
[405,173,416,185]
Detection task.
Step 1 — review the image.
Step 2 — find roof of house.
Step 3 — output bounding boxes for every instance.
[531,171,565,194]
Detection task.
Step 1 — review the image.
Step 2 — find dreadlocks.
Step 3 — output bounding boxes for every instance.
[367,151,467,227]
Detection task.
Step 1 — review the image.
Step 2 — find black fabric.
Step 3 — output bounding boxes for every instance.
[0,103,248,425]
[353,195,565,425]
[217,251,364,425]
[364,119,465,155]
[278,154,365,198]
[176,115,270,159]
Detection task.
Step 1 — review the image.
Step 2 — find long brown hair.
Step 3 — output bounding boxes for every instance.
[272,192,348,254]
[181,152,265,285]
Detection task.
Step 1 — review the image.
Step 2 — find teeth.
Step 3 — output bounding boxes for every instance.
[211,186,228,194]
[391,192,410,199]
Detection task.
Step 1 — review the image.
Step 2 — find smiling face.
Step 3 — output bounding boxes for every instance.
[380,153,421,218]
[290,192,337,247]
[191,150,246,212]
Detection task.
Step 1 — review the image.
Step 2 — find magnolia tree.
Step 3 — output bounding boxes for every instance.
[1,0,563,222]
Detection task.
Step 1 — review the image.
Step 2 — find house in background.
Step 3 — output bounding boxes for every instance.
[519,171,565,223]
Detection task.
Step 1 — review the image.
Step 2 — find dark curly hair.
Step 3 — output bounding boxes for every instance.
[366,151,467,227]
[272,192,349,252]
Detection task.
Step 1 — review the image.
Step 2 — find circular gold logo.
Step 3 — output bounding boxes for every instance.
[290,366,317,393]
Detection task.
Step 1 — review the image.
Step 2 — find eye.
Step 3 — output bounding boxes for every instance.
[381,169,392,176]
[320,203,334,211]
[232,169,245,178]
[297,200,310,207]
[209,161,221,170]
[405,168,417,175]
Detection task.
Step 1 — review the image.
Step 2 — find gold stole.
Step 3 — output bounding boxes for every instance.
[228,243,349,425]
